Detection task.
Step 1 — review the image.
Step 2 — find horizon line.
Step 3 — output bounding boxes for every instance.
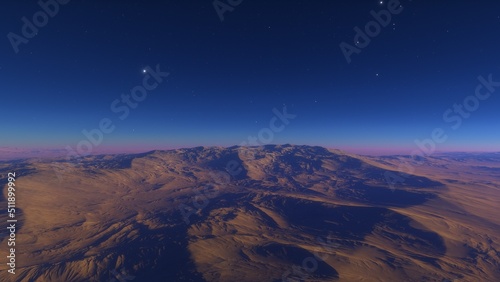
[0,144,499,161]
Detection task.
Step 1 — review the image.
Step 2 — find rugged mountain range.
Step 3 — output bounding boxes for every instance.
[0,145,499,281]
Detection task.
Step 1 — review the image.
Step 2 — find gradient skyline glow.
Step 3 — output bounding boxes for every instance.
[1,0,499,157]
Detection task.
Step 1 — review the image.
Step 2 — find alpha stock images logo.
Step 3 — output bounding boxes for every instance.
[212,0,244,22]
[340,0,405,64]
[52,64,169,181]
[7,0,71,53]
[385,73,499,189]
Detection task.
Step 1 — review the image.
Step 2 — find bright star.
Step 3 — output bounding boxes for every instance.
[142,69,147,73]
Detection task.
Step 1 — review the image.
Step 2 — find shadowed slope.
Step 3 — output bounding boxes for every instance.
[0,145,498,281]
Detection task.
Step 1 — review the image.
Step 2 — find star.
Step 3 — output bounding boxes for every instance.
[142,69,147,73]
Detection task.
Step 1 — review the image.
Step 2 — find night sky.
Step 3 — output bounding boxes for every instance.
[1,0,500,156]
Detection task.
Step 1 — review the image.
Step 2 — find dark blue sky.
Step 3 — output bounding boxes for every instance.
[1,0,499,155]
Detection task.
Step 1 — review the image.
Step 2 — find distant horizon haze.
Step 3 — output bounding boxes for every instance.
[0,143,499,161]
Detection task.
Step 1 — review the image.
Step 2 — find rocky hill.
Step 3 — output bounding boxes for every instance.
[1,145,499,281]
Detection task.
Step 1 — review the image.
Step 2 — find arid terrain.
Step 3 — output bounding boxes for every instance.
[1,145,499,281]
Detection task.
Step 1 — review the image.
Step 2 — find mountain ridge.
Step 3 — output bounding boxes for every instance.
[1,145,499,281]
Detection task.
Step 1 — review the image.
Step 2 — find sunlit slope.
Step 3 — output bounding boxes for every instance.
[0,145,498,281]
